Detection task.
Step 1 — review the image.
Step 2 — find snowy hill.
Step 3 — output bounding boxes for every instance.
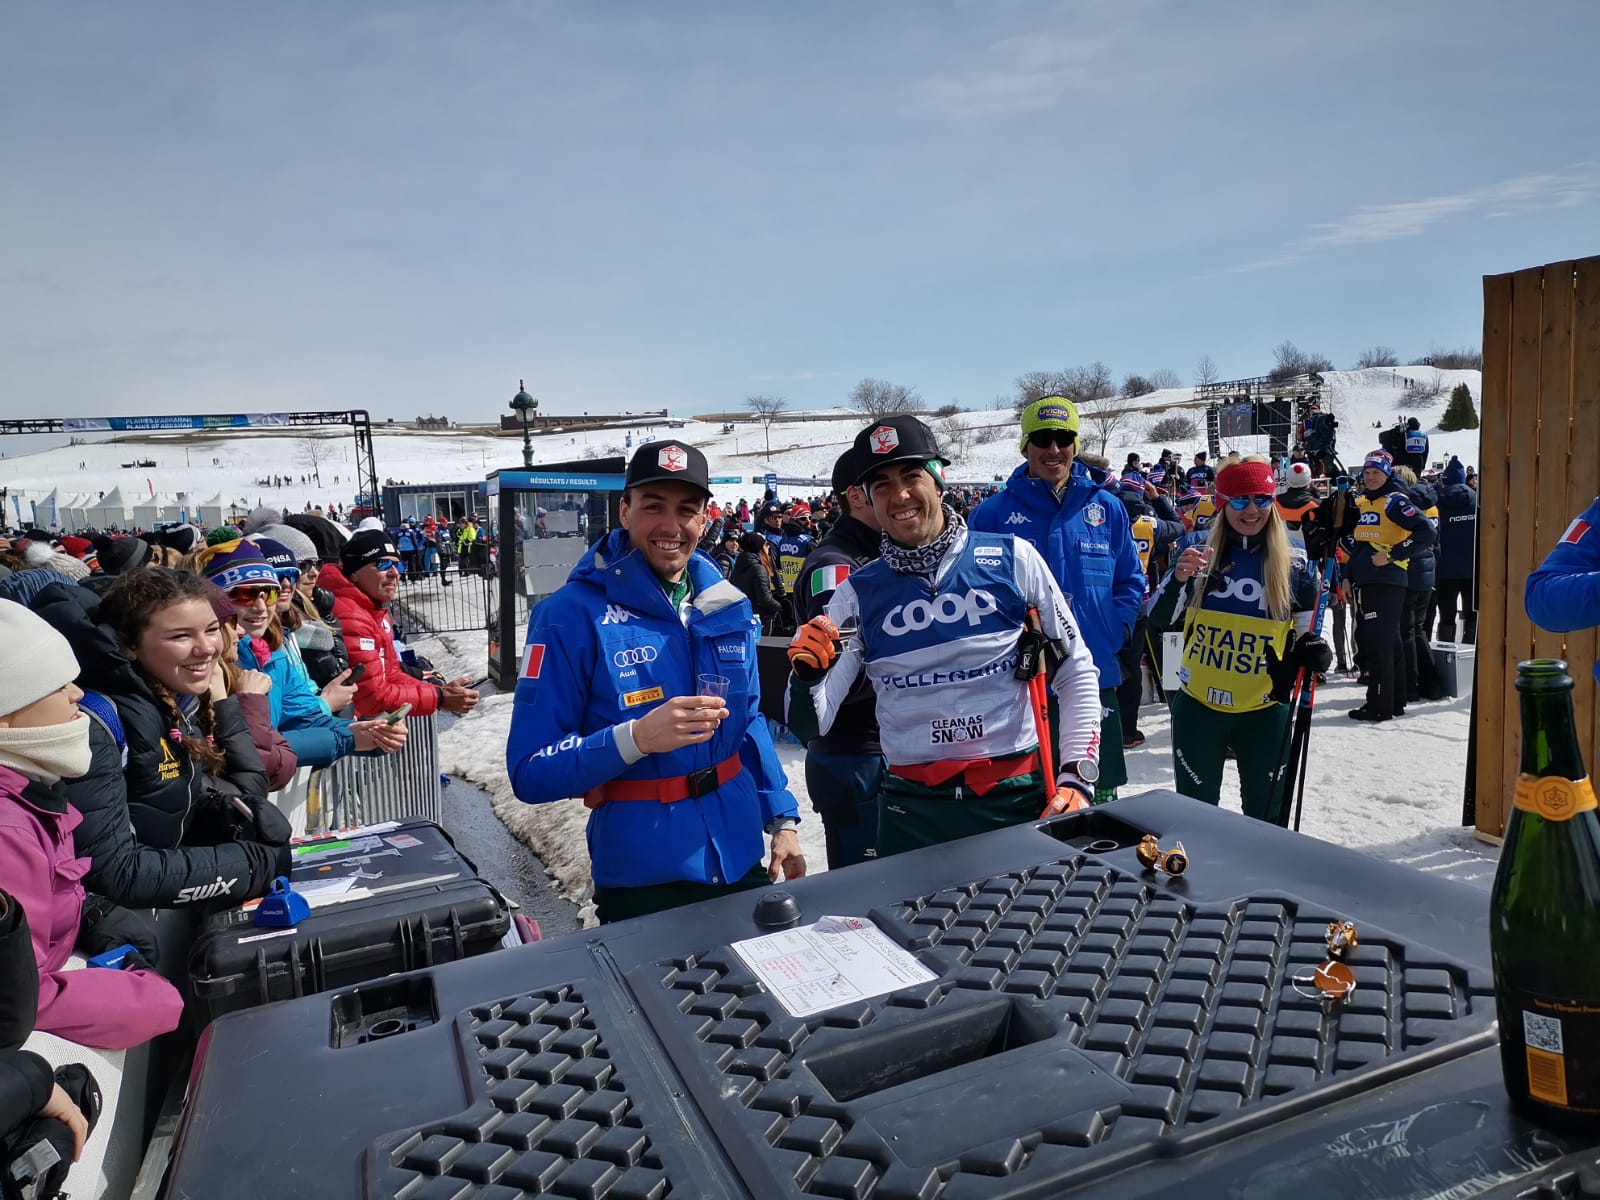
[0,366,1481,525]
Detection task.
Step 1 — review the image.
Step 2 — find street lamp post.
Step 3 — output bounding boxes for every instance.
[510,381,538,469]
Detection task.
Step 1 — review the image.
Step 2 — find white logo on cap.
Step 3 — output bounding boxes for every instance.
[659,445,688,472]
[870,426,899,455]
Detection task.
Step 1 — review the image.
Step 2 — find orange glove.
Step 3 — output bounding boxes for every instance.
[788,616,841,675]
[1039,786,1091,819]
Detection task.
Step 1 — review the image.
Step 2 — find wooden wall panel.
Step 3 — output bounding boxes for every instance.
[1476,255,1600,837]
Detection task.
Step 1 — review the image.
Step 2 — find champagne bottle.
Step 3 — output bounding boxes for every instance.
[1490,659,1600,1130]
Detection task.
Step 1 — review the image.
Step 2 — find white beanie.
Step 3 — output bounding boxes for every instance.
[1284,462,1313,491]
[0,600,81,717]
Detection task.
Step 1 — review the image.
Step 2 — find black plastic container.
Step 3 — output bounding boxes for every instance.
[186,819,510,1025]
[163,793,1600,1199]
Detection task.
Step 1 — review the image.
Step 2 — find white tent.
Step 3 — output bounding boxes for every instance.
[196,493,227,529]
[87,487,132,530]
[38,488,65,529]
[132,492,177,529]
[61,494,93,530]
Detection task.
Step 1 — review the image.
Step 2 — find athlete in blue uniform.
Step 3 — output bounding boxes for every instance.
[1527,496,1600,692]
[505,439,803,923]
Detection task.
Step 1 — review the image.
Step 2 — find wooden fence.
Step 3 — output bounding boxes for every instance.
[1476,255,1600,838]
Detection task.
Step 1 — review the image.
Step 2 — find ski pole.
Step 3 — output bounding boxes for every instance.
[1018,607,1070,817]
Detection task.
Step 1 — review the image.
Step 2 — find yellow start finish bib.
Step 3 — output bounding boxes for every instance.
[1354,494,1411,546]
[1513,774,1600,822]
[1180,607,1292,714]
[1131,513,1156,574]
[778,552,805,594]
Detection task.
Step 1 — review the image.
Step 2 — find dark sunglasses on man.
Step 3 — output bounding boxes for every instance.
[375,558,405,574]
[1027,430,1077,450]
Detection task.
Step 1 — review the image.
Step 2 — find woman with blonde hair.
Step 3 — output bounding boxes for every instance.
[1147,456,1331,821]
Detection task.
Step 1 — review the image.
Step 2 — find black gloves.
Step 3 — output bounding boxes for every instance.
[1291,634,1334,675]
[76,895,161,968]
[1265,635,1334,703]
[221,792,292,847]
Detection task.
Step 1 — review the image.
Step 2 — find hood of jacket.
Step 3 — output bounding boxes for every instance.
[1436,482,1477,512]
[1408,481,1440,511]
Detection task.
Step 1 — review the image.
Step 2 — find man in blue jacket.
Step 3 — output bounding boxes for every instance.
[969,397,1146,800]
[1527,496,1600,697]
[505,439,804,923]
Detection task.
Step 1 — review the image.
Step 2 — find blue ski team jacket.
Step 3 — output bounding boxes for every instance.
[506,529,798,890]
[969,459,1147,686]
[1526,496,1600,690]
[240,635,356,768]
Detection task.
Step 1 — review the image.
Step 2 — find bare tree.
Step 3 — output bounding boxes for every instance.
[1148,414,1198,442]
[1269,341,1335,383]
[298,437,330,486]
[1122,374,1155,398]
[744,394,788,459]
[1014,370,1076,411]
[1195,354,1219,387]
[1354,345,1400,369]
[1079,393,1136,457]
[935,415,972,462]
[849,378,921,419]
[1148,367,1183,390]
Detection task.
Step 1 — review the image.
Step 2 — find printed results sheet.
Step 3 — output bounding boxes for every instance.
[730,915,937,1018]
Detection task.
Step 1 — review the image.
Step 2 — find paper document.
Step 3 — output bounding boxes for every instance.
[730,915,937,1018]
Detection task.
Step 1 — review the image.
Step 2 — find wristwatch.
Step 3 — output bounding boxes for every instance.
[1061,759,1100,786]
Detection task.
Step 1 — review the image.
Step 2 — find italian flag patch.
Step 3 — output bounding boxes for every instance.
[810,564,850,594]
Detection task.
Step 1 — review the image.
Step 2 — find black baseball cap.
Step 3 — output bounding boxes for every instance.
[848,415,949,488]
[831,446,865,496]
[624,440,711,499]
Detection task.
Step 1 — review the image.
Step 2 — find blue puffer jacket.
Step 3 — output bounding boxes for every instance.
[969,459,1146,685]
[240,635,355,767]
[505,530,798,890]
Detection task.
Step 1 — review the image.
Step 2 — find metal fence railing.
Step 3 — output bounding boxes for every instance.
[270,711,442,836]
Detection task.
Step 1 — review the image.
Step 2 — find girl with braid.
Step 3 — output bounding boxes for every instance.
[30,568,291,909]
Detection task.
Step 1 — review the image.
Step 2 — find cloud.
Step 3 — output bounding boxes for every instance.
[1233,162,1600,272]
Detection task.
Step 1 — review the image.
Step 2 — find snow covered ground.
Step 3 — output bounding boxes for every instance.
[4,366,1497,920]
[0,365,1481,525]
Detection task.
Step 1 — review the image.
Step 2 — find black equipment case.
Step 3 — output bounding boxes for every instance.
[186,819,510,1025]
[163,793,1597,1198]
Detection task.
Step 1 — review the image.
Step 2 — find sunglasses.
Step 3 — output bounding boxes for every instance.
[1225,494,1276,510]
[297,559,321,571]
[228,585,281,606]
[274,567,301,585]
[374,558,404,574]
[1027,430,1077,450]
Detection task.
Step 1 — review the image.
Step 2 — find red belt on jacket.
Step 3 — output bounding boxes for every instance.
[888,751,1039,797]
[583,753,743,809]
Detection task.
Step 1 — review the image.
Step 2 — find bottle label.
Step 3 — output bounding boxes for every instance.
[1513,774,1599,822]
[1514,992,1600,1111]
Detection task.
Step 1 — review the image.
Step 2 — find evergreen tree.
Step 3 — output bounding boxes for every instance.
[1439,382,1480,431]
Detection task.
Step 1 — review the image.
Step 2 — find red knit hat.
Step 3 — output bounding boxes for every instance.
[1214,460,1277,500]
[60,535,94,559]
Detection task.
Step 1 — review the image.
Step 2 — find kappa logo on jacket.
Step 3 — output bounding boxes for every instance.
[602,605,636,625]
[883,590,998,635]
[1003,512,1030,526]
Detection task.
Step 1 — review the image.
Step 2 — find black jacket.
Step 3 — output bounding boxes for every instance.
[792,514,882,758]
[729,552,781,627]
[1435,482,1478,582]
[1,891,51,1141]
[293,588,350,689]
[31,582,288,908]
[1404,481,1440,593]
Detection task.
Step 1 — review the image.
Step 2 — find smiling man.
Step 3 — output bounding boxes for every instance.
[506,439,803,924]
[969,398,1146,800]
[787,416,1101,857]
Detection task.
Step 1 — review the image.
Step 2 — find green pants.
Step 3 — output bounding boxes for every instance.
[877,769,1046,858]
[1046,688,1126,805]
[1169,690,1291,823]
[593,863,769,925]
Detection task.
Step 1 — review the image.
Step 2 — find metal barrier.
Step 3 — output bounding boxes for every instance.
[269,712,442,834]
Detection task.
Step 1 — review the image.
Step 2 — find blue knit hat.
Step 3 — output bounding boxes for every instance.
[1442,455,1466,486]
[1363,450,1394,477]
[199,539,278,591]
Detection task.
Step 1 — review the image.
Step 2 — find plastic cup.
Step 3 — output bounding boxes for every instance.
[697,674,731,700]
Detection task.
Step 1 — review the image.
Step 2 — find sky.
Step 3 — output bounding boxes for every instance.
[2,0,1597,429]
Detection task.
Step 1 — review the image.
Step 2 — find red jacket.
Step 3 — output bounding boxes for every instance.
[320,566,442,719]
